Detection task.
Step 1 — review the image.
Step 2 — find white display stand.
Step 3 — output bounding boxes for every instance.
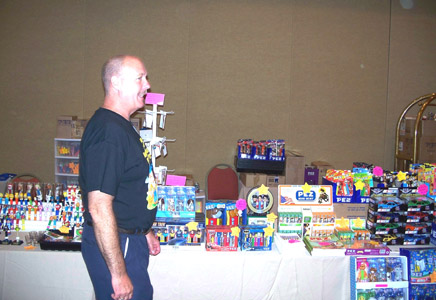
[138,93,175,182]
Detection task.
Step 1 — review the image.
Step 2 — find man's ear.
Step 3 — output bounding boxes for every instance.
[111,75,120,90]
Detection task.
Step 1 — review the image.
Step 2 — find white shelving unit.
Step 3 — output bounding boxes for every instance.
[54,138,81,186]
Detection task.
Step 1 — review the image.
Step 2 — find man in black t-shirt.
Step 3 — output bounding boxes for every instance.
[80,55,160,300]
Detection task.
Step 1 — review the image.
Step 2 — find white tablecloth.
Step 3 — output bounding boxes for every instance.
[0,243,350,300]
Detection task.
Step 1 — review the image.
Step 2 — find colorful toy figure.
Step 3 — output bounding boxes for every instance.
[356,259,369,282]
[368,267,378,282]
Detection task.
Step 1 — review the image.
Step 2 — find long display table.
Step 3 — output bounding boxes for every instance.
[0,243,350,300]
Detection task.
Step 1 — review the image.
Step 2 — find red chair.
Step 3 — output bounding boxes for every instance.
[206,164,239,201]
[11,174,41,184]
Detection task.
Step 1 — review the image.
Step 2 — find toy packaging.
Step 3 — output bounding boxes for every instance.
[356,288,407,300]
[400,247,436,284]
[237,139,285,161]
[225,201,247,226]
[353,172,373,197]
[399,247,436,300]
[351,256,409,300]
[205,225,239,251]
[239,225,273,251]
[152,219,205,246]
[386,257,405,282]
[246,185,274,216]
[156,186,196,219]
[356,257,370,282]
[205,202,226,226]
[325,170,354,197]
[278,211,303,237]
[312,211,336,239]
[410,284,436,299]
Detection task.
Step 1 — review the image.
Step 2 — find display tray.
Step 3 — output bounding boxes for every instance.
[39,230,81,251]
[235,157,285,174]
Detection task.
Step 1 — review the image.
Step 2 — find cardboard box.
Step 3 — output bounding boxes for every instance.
[56,116,88,139]
[285,154,305,185]
[421,120,436,136]
[72,119,88,138]
[333,203,368,219]
[304,167,319,185]
[266,175,285,187]
[400,117,416,137]
[311,161,334,183]
[56,116,76,139]
[240,173,267,187]
[400,118,436,137]
[398,136,414,158]
[419,136,436,162]
[398,136,436,162]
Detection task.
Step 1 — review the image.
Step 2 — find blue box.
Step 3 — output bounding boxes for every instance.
[322,178,369,203]
[239,225,272,251]
[399,247,436,297]
[431,221,436,246]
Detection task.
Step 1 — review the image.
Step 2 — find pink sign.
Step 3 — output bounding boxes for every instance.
[373,166,383,177]
[145,93,165,105]
[418,183,429,195]
[166,175,186,186]
[236,199,247,211]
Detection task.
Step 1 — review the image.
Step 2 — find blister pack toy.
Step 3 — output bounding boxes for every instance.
[386,257,404,282]
[225,201,247,226]
[239,225,272,251]
[356,257,369,282]
[205,225,238,251]
[278,211,303,237]
[156,186,196,219]
[205,202,226,226]
[152,219,205,246]
[400,247,436,284]
[325,170,354,197]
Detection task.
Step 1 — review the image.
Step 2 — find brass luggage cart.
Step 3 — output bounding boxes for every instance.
[395,93,436,171]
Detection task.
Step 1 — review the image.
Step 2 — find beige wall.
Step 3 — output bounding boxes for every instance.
[0,0,435,189]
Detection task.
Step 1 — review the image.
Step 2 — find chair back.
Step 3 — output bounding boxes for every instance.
[206,164,239,201]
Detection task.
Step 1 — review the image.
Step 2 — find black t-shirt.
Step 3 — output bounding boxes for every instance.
[79,108,156,230]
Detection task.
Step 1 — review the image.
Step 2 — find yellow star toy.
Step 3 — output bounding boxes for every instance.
[353,217,365,229]
[263,226,275,237]
[302,182,312,194]
[354,180,365,191]
[59,225,70,234]
[231,226,240,237]
[397,171,407,182]
[186,221,198,231]
[267,212,278,222]
[336,217,349,229]
[257,184,269,195]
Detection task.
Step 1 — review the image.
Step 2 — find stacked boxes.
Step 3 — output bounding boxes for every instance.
[399,191,434,245]
[368,188,435,246]
[367,192,406,245]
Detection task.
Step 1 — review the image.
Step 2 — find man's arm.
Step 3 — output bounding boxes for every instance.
[88,190,133,300]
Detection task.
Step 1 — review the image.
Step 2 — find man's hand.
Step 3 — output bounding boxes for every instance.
[146,231,161,256]
[111,273,133,300]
